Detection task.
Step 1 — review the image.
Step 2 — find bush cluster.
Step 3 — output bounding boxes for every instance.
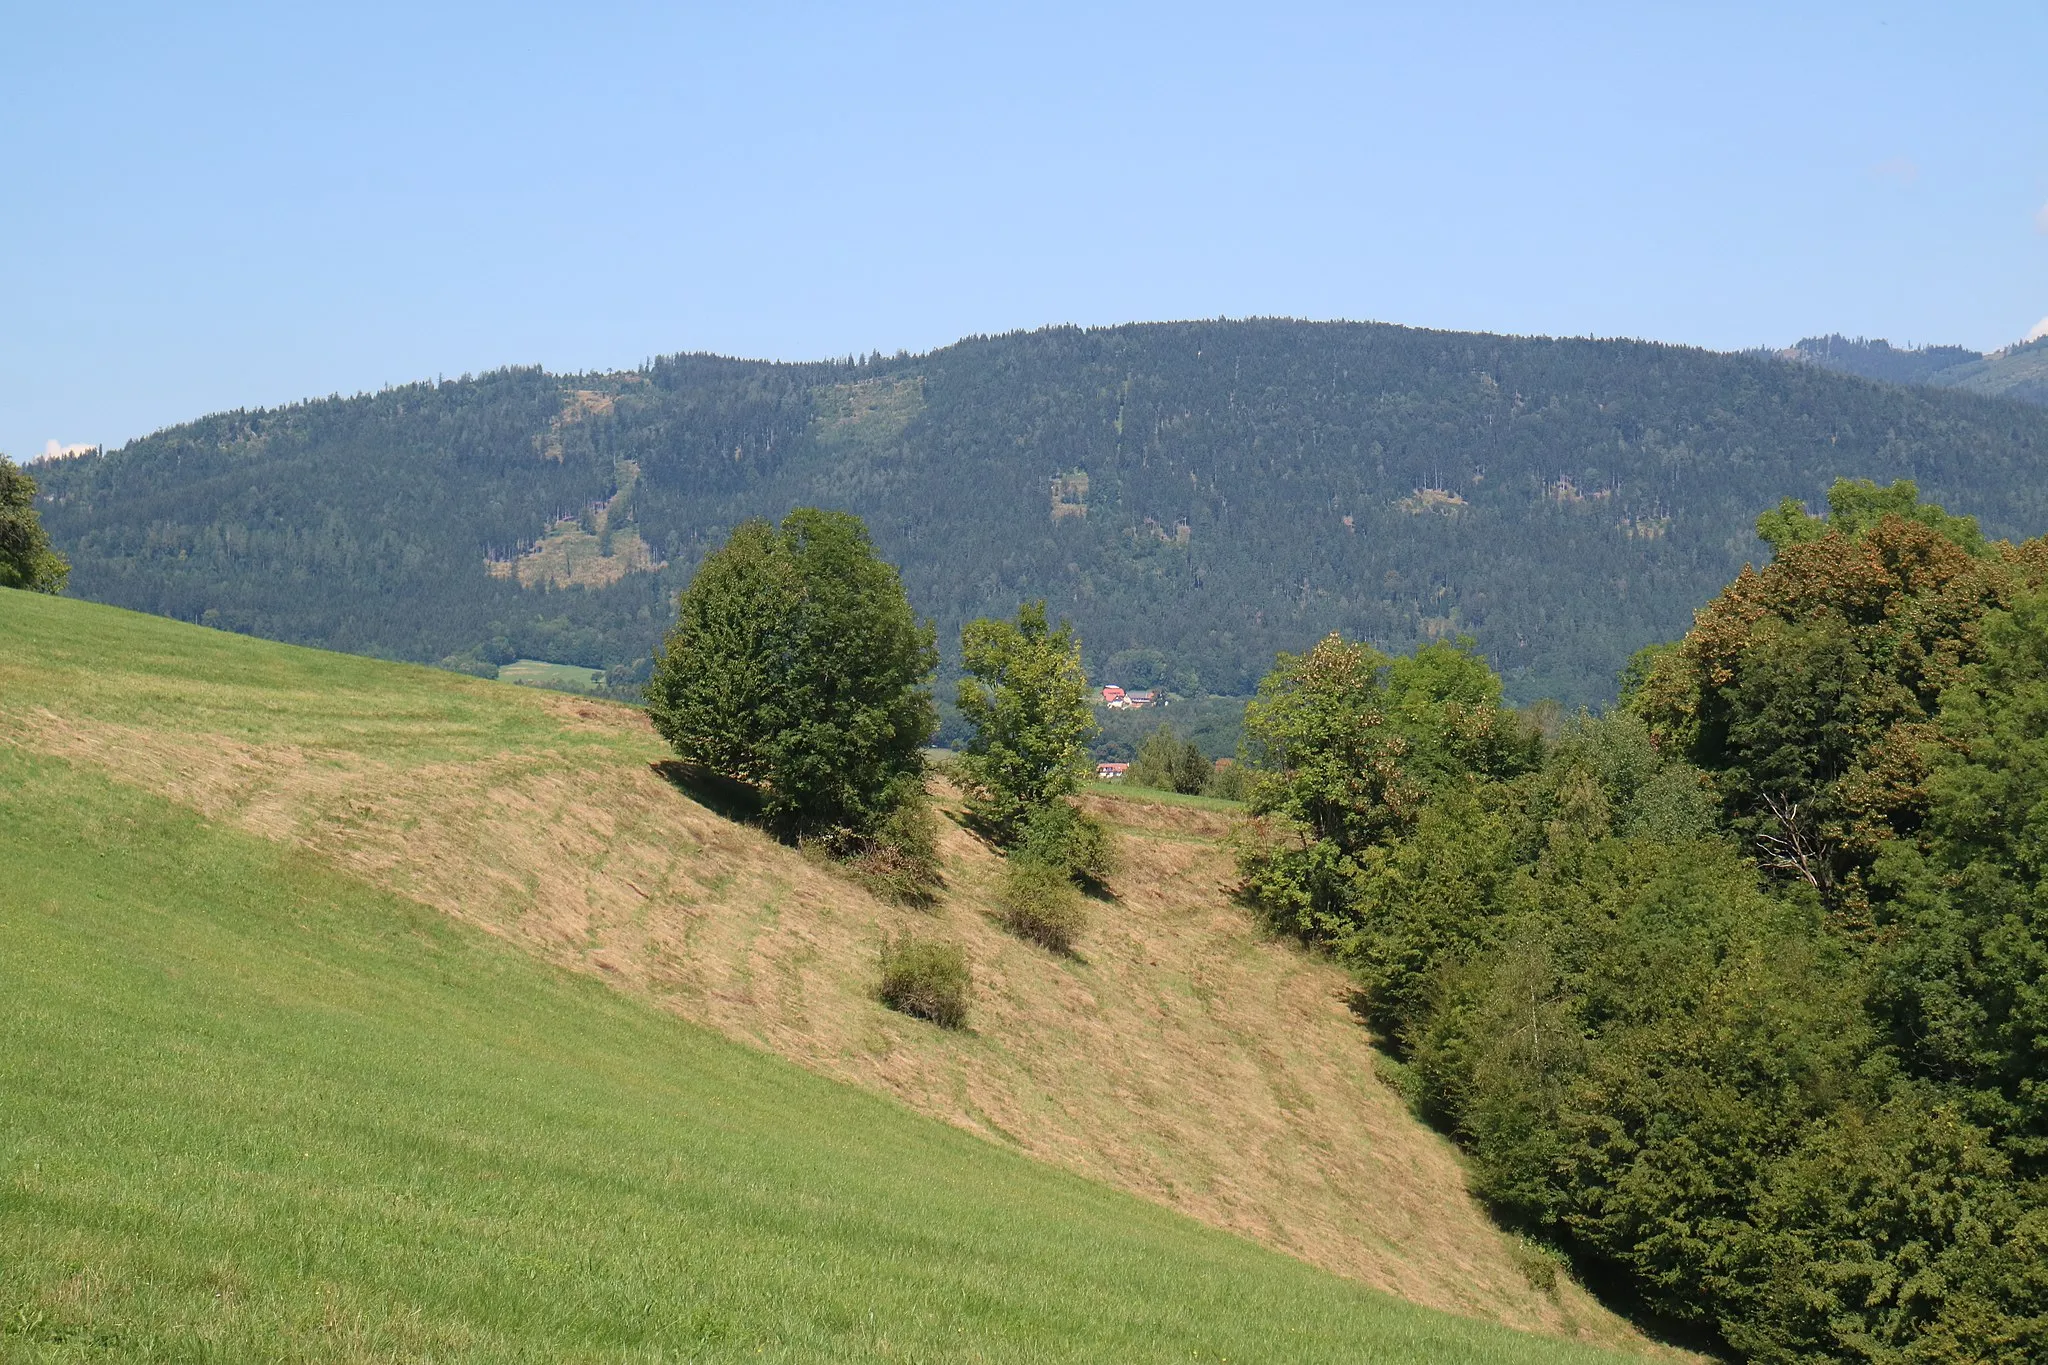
[995,858,1088,954]
[877,936,970,1028]
[1128,725,1210,794]
[1123,721,1252,801]
[991,794,1117,952]
[1013,801,1117,887]
[843,786,945,906]
[1201,761,1250,802]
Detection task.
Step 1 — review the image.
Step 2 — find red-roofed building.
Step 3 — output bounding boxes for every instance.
[1096,761,1129,780]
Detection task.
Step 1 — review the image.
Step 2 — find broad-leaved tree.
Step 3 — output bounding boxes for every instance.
[955,601,1095,843]
[0,457,69,593]
[647,509,936,840]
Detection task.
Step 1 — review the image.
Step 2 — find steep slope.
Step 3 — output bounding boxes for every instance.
[35,319,2048,705]
[0,706,1629,1362]
[0,591,1679,1356]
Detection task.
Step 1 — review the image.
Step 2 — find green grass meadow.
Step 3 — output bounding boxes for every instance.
[0,596,1624,1363]
[497,657,606,692]
[1084,780,1247,813]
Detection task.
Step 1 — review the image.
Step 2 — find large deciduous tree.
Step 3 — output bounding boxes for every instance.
[646,508,936,841]
[0,457,69,593]
[1631,478,2048,914]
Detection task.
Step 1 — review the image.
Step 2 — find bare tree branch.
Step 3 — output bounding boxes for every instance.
[1757,791,1832,890]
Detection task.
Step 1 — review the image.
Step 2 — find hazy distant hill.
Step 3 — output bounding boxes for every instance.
[35,319,2048,705]
[1773,333,2048,406]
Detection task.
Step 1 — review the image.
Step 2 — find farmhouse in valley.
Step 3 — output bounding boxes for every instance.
[1100,686,1160,710]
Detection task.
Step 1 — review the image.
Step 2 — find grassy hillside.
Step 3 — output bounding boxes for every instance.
[35,318,2048,704]
[0,591,1677,1360]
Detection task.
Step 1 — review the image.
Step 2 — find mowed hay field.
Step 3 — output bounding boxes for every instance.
[0,593,1671,1360]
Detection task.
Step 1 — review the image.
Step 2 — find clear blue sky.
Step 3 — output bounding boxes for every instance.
[6,2,2046,460]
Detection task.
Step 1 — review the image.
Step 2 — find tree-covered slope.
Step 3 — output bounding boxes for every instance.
[1775,333,2048,407]
[36,320,2048,704]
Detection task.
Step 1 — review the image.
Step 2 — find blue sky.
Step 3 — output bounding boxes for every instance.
[6,1,2046,459]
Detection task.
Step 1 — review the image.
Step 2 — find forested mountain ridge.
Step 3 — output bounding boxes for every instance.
[1773,332,2048,406]
[35,319,2048,704]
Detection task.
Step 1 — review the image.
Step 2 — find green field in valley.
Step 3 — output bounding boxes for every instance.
[0,593,1634,1363]
[497,656,606,692]
[1084,779,1248,813]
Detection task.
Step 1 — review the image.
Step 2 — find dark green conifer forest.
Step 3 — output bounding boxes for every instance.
[34,320,2048,706]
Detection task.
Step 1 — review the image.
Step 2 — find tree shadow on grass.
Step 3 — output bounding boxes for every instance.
[649,760,764,826]
[1075,871,1119,904]
[652,759,947,908]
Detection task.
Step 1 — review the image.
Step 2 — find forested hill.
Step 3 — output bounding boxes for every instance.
[1773,332,2048,406]
[35,319,2048,704]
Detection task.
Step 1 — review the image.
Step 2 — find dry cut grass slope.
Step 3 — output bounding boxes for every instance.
[0,594,1680,1356]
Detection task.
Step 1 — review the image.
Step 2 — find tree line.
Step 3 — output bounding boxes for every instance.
[1237,480,2048,1362]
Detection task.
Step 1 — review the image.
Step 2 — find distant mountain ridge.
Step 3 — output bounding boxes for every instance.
[34,319,2048,706]
[1768,332,2048,406]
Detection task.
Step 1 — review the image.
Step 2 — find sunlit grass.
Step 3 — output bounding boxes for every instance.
[1087,779,1247,812]
[0,742,1620,1363]
[0,593,1634,1362]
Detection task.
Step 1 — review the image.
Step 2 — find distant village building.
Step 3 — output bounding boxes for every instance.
[1096,761,1129,780]
[1100,684,1162,711]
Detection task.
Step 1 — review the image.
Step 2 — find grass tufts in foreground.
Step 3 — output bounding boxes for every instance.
[0,735,1626,1363]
